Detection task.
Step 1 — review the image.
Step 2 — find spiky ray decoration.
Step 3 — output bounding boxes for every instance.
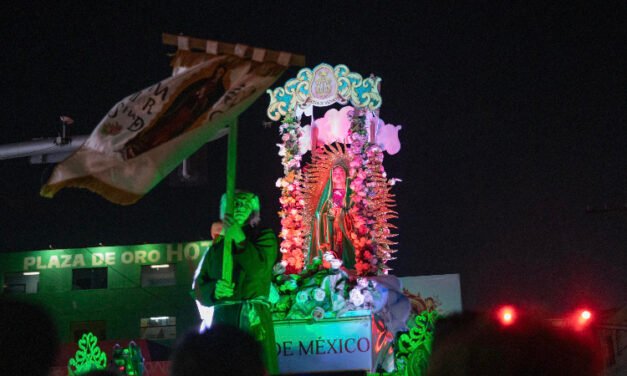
[277,107,398,275]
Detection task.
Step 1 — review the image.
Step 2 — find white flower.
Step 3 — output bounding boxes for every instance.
[273,263,286,275]
[349,288,365,307]
[362,290,374,305]
[323,251,336,262]
[296,290,309,304]
[330,259,342,270]
[311,307,325,321]
[277,143,286,157]
[357,277,369,288]
[312,288,326,302]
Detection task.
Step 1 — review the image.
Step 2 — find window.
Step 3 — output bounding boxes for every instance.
[141,264,176,287]
[71,320,106,342]
[72,268,107,290]
[3,272,39,294]
[140,316,176,340]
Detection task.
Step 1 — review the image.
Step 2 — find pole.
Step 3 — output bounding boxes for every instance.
[222,118,238,283]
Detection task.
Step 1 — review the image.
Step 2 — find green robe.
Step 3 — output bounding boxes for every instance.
[193,226,278,374]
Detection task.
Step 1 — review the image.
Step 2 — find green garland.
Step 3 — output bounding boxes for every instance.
[393,310,439,376]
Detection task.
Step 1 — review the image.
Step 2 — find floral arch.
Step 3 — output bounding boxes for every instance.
[268,63,403,276]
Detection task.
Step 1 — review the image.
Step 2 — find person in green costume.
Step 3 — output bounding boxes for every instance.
[192,190,278,375]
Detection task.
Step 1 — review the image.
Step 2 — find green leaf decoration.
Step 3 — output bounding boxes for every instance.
[267,63,382,121]
[394,310,439,376]
[67,332,108,375]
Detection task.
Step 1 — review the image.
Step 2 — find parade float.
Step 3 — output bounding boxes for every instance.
[14,32,457,375]
[264,63,438,375]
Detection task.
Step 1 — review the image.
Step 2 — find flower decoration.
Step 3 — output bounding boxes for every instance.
[311,306,326,321]
[296,290,309,304]
[313,288,326,302]
[349,288,365,306]
[276,112,306,274]
[395,310,440,376]
[347,108,398,275]
[276,107,398,276]
[314,106,353,145]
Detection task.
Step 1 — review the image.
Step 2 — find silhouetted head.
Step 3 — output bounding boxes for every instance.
[427,311,603,376]
[170,324,265,376]
[0,298,59,376]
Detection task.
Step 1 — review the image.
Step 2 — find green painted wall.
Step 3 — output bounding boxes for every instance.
[0,240,212,345]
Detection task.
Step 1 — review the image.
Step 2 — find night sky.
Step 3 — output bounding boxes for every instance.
[1,2,625,314]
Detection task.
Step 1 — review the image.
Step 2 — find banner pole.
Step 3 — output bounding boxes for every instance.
[222,118,238,283]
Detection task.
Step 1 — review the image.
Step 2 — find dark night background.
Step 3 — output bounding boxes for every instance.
[1,2,625,314]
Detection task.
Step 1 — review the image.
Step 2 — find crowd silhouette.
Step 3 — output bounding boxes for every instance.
[1,296,605,376]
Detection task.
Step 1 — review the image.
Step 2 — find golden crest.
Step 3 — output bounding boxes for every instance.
[310,65,337,106]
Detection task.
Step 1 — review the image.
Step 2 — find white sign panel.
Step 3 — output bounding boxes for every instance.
[400,274,463,315]
[274,315,376,373]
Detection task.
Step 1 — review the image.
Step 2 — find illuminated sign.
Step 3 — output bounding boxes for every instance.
[18,241,211,271]
[68,332,107,375]
[274,313,383,373]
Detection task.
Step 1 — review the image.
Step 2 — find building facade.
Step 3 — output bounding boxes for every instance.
[0,240,210,346]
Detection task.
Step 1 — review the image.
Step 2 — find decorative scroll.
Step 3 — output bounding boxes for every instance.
[395,310,440,376]
[275,109,398,276]
[267,63,382,121]
[67,332,107,375]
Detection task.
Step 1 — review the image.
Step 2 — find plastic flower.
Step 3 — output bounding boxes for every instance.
[362,290,374,306]
[273,263,286,275]
[312,288,326,302]
[349,288,365,306]
[357,277,369,288]
[323,251,336,262]
[296,290,309,304]
[311,307,325,321]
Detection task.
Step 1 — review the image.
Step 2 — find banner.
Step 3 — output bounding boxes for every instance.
[400,274,463,315]
[41,52,286,204]
[274,314,379,373]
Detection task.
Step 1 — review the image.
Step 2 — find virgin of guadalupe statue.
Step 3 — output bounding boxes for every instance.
[308,164,356,269]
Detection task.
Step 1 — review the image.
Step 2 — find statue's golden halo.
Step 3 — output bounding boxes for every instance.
[301,143,352,256]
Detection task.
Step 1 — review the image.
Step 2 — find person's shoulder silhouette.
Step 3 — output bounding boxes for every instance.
[427,311,604,376]
[170,324,266,376]
[0,297,59,376]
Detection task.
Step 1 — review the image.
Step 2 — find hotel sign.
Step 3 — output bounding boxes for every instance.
[17,241,211,271]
